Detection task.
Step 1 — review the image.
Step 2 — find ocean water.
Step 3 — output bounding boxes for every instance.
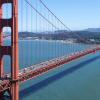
[4,40,100,100]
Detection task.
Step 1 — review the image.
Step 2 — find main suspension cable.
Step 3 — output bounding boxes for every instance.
[39,0,71,31]
[24,0,59,30]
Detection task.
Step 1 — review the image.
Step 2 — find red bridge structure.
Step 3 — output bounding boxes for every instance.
[0,0,100,100]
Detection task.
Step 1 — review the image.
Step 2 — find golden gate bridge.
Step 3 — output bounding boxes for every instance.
[0,0,100,100]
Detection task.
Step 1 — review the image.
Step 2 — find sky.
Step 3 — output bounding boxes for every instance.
[2,0,100,32]
[40,0,100,30]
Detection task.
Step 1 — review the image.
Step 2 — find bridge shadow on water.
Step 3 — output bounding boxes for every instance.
[19,55,100,99]
[3,55,100,99]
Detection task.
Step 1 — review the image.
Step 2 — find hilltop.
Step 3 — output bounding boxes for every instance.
[18,30,100,44]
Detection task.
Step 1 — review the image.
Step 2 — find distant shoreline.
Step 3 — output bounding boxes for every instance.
[4,38,100,45]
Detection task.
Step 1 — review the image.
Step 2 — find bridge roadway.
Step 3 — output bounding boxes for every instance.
[0,46,100,92]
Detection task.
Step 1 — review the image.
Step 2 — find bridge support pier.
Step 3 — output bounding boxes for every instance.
[0,92,4,100]
[0,89,11,99]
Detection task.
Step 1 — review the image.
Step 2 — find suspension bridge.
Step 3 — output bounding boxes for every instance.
[0,0,100,100]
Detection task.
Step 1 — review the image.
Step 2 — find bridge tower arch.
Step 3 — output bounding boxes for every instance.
[0,0,19,100]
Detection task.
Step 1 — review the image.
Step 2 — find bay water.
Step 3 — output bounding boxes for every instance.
[4,40,100,100]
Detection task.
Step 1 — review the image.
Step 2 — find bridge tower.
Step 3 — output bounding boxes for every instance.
[0,0,19,100]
